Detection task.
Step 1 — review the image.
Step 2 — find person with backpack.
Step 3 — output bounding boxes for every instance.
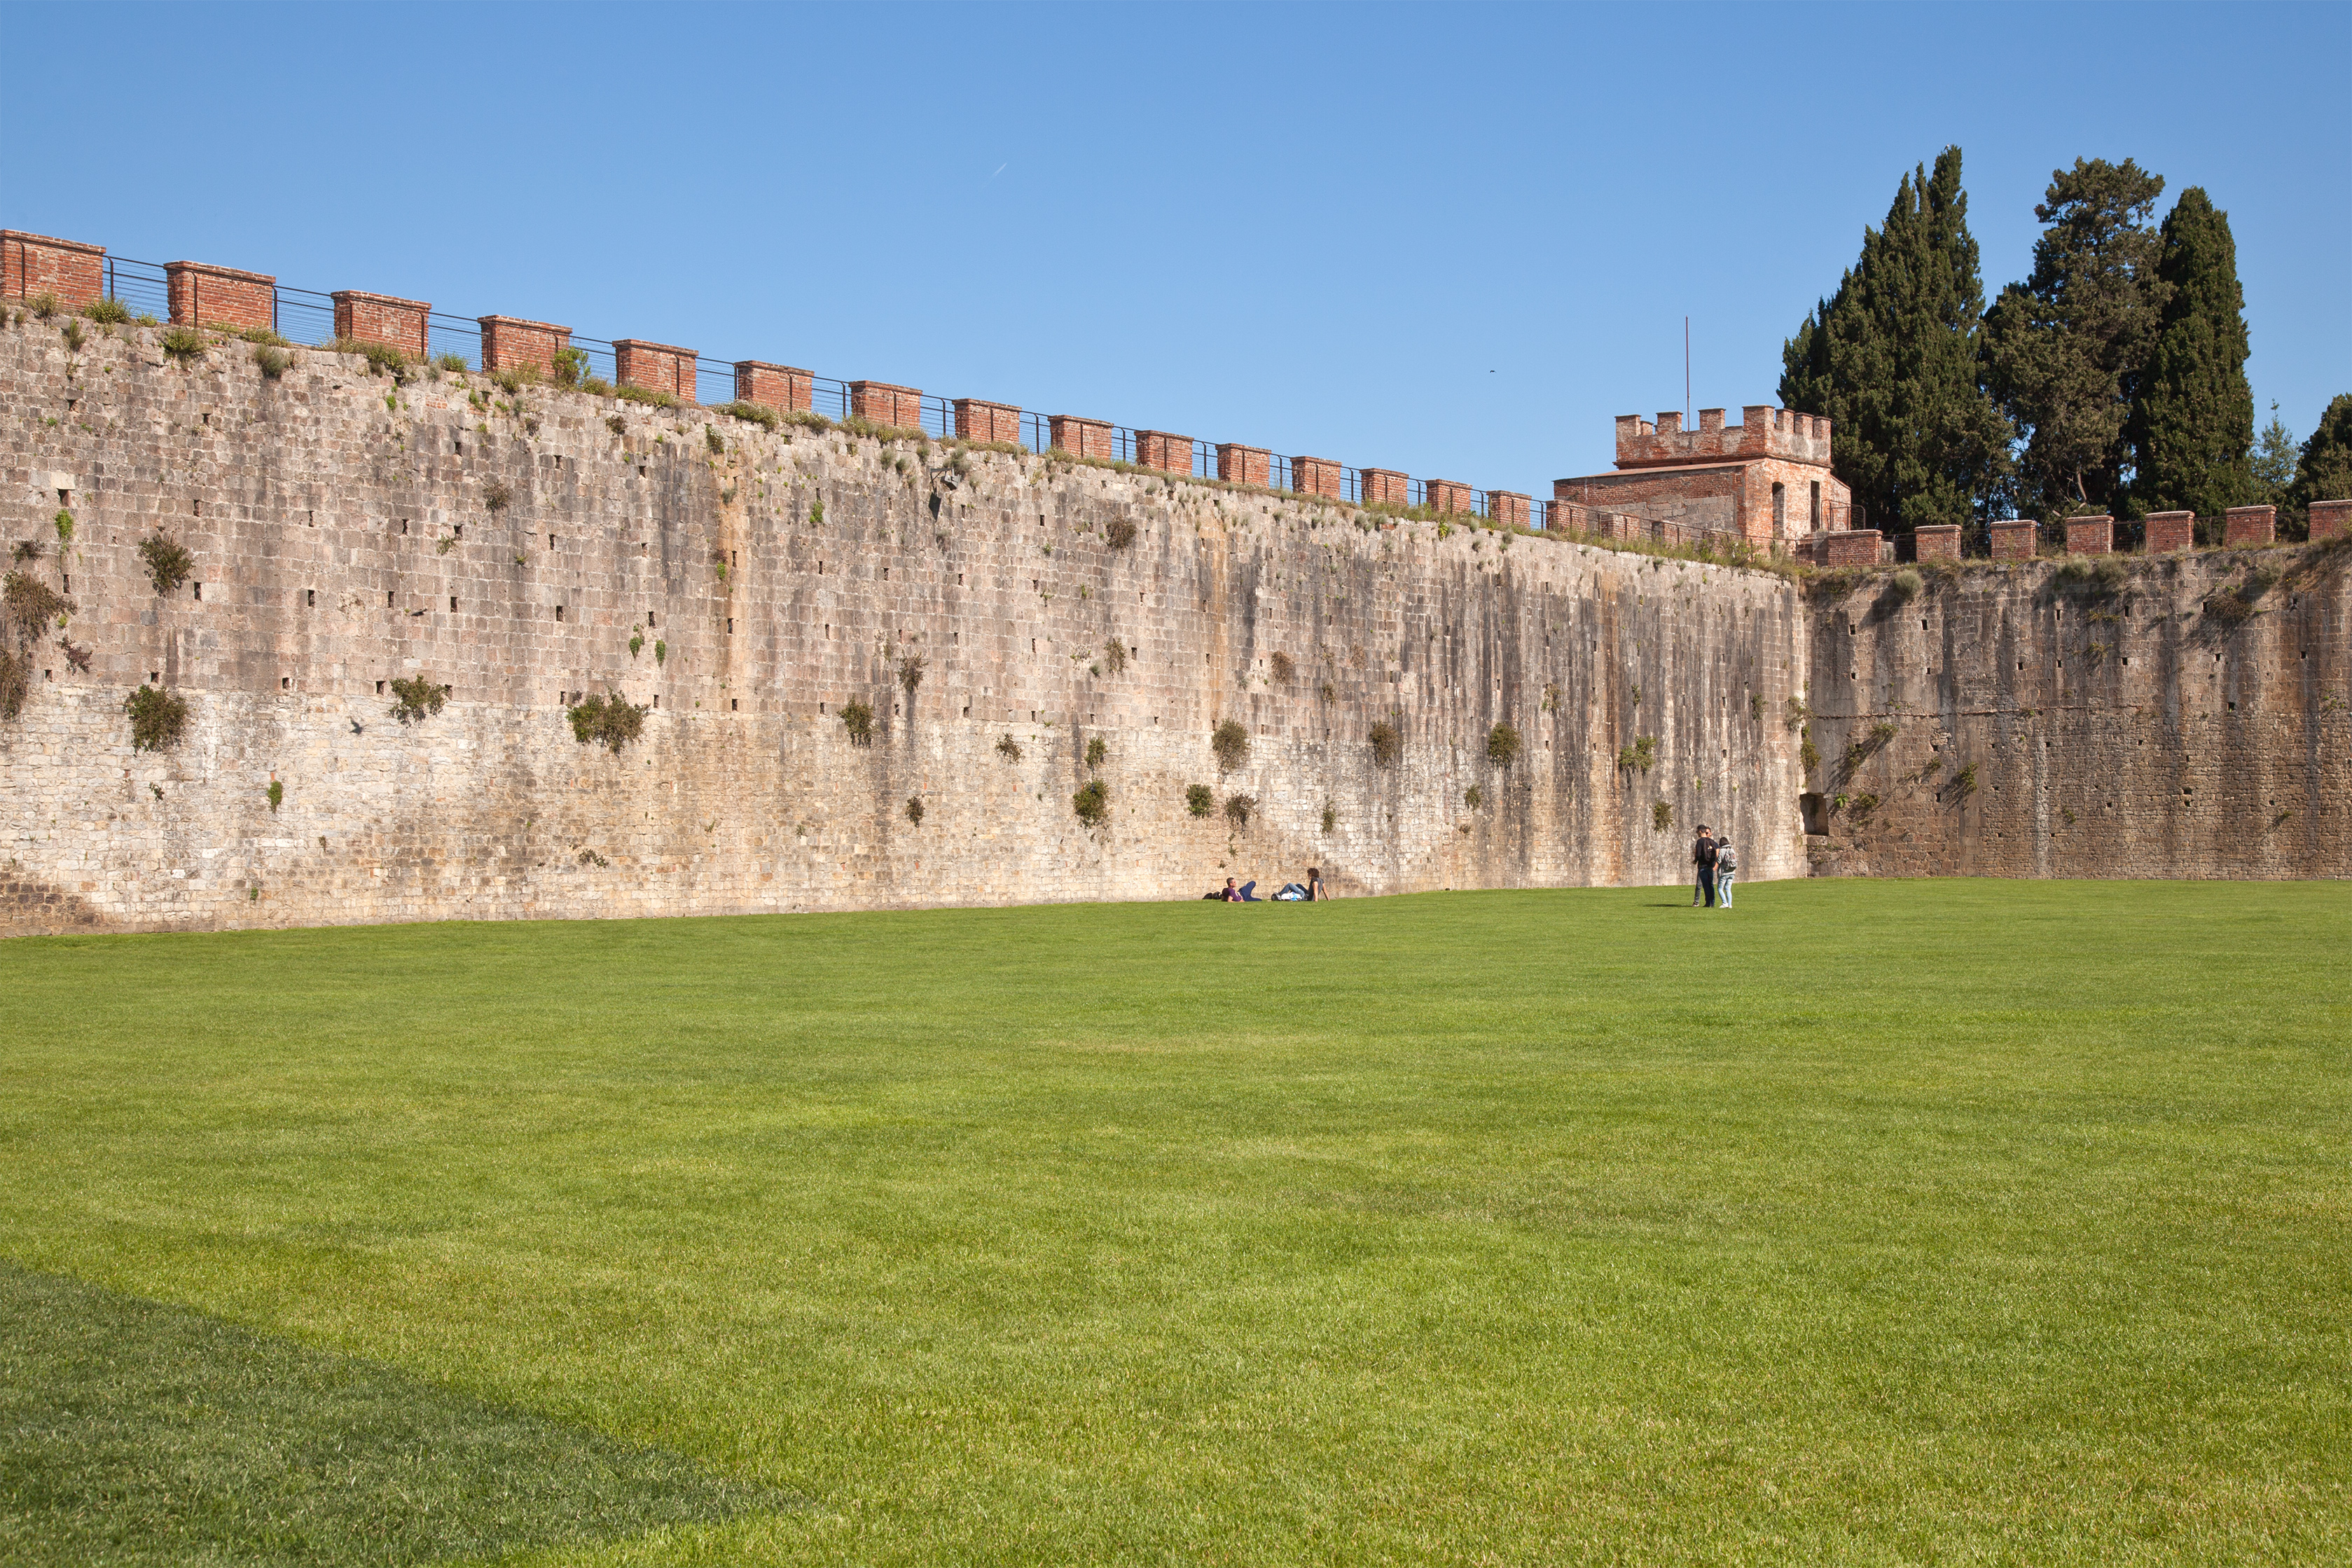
[1714,836,1737,908]
[1691,825,1718,908]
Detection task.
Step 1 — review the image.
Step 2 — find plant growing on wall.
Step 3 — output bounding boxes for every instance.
[159,326,205,363]
[138,534,193,595]
[1186,784,1213,817]
[389,677,450,726]
[1106,518,1137,550]
[1072,779,1109,827]
[997,734,1022,762]
[1487,722,1522,767]
[1615,735,1656,774]
[1085,737,1107,770]
[1269,651,1294,684]
[567,692,646,754]
[1211,719,1250,773]
[1653,800,1674,831]
[1800,728,1820,775]
[551,346,588,388]
[254,345,290,380]
[483,480,511,515]
[1321,800,1336,834]
[1465,785,1483,809]
[905,796,925,826]
[1102,639,1127,676]
[1367,721,1401,769]
[838,700,874,745]
[265,780,284,813]
[54,511,74,546]
[629,632,644,659]
[1224,793,1255,831]
[899,653,926,701]
[125,685,188,751]
[654,640,667,667]
[82,297,129,325]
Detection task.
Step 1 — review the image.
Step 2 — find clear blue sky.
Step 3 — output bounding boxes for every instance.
[4,1,2344,493]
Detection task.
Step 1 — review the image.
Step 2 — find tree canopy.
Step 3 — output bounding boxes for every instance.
[1982,158,2171,521]
[2126,187,2253,518]
[1780,146,2010,539]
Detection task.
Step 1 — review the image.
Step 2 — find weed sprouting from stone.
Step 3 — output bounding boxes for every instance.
[997,734,1023,763]
[138,534,193,595]
[1072,779,1109,827]
[1269,651,1294,684]
[1487,722,1522,767]
[1186,784,1213,817]
[838,700,875,746]
[1212,719,1250,773]
[905,796,925,826]
[1086,737,1107,771]
[1616,735,1656,774]
[125,685,188,751]
[1367,721,1401,769]
[1223,793,1255,831]
[568,692,647,754]
[1653,800,1674,831]
[389,677,450,726]
[266,780,284,813]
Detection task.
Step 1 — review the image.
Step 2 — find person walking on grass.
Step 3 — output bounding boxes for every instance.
[1714,836,1736,908]
[1692,824,1717,908]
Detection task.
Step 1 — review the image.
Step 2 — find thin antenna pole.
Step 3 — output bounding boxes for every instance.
[1685,316,1692,426]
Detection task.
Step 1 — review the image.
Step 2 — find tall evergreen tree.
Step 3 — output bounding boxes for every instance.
[1983,158,2171,522]
[1780,146,2010,542]
[2291,394,2352,525]
[2126,187,2253,518]
[2250,402,2300,529]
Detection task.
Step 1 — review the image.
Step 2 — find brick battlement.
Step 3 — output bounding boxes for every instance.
[1613,406,1832,471]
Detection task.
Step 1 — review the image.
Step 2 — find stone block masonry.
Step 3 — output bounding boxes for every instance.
[1801,549,2351,881]
[167,261,275,332]
[3,230,104,307]
[332,291,430,361]
[0,320,1818,934]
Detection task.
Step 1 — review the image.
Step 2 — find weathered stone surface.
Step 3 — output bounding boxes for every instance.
[1798,553,2351,878]
[1,322,1808,933]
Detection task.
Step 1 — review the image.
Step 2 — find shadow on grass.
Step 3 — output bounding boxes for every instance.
[0,1262,794,1566]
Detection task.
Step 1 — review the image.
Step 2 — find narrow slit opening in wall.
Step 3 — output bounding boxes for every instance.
[555,605,563,621]
[387,591,394,607]
[193,583,202,601]
[376,680,385,694]
[281,677,290,691]
[305,589,315,607]
[450,597,457,611]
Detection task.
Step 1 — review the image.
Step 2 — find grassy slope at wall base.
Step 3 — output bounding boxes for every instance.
[2,879,2346,1564]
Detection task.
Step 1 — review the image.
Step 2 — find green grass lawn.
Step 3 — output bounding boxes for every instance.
[2,880,2346,1565]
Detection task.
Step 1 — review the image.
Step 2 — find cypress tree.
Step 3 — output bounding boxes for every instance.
[1780,147,2010,544]
[2290,394,2352,529]
[1983,158,2171,523]
[2126,188,2253,518]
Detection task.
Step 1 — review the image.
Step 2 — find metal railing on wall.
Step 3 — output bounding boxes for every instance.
[92,252,1556,527]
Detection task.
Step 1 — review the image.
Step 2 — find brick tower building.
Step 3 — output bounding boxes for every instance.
[1554,406,1855,550]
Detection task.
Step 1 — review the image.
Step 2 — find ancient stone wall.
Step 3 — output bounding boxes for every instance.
[1,320,1809,934]
[1799,552,2351,878]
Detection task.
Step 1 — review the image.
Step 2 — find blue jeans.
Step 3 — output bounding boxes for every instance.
[1717,870,1735,906]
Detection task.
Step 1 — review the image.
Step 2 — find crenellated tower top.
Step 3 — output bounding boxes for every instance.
[1612,406,1832,471]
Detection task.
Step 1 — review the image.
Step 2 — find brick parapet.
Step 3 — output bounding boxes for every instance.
[1914,525,1961,562]
[615,340,698,402]
[1820,529,1885,567]
[2224,506,2276,547]
[167,261,275,332]
[2064,515,2114,555]
[1489,491,1530,527]
[953,399,1021,445]
[2309,499,2352,541]
[1361,468,1408,506]
[1613,404,1832,470]
[1050,415,1112,460]
[1217,444,1269,487]
[850,381,922,427]
[1135,431,1191,473]
[734,361,812,412]
[1989,519,2040,562]
[331,291,430,361]
[479,315,572,376]
[2143,511,2196,554]
[1293,457,1343,499]
[1425,479,1473,515]
[2,230,104,307]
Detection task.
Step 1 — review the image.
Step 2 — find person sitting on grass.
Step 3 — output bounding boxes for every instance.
[1307,866,1327,900]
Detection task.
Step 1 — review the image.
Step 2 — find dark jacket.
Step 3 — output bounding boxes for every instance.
[1693,835,1717,868]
